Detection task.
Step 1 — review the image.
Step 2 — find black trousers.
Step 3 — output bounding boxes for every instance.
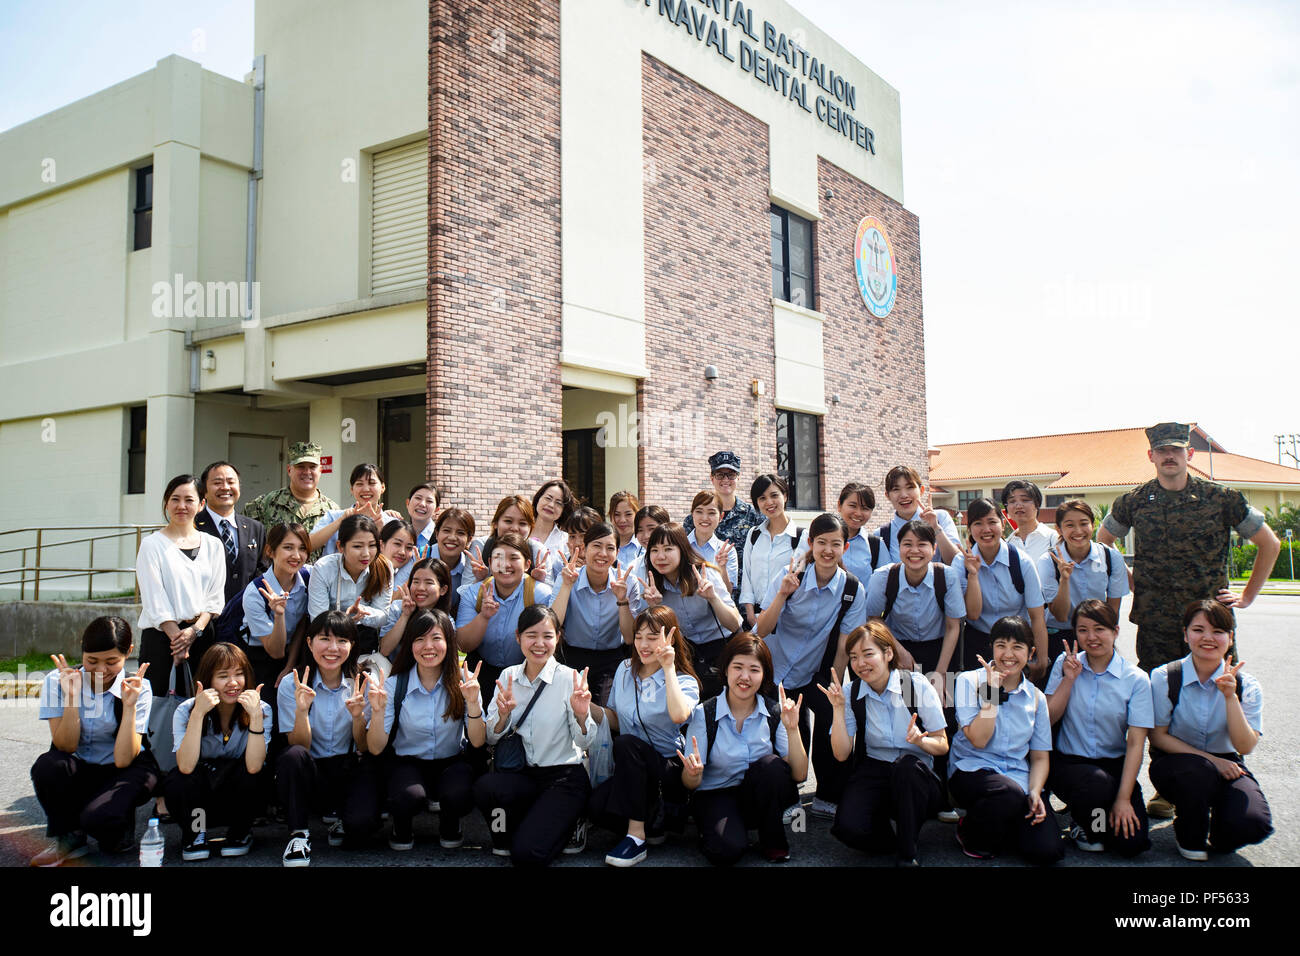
[140,623,201,700]
[1049,753,1150,857]
[689,754,798,865]
[1148,753,1273,853]
[832,754,942,860]
[275,746,381,843]
[959,626,991,672]
[1033,630,1073,691]
[689,637,727,699]
[949,768,1064,865]
[31,747,160,844]
[473,763,592,866]
[386,754,475,840]
[788,668,848,803]
[587,734,679,830]
[898,637,944,675]
[163,759,262,841]
[557,643,628,707]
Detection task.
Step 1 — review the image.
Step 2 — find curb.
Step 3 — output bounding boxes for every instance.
[0,679,42,699]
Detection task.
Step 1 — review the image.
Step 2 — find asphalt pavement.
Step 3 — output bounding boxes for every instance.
[2,595,1294,869]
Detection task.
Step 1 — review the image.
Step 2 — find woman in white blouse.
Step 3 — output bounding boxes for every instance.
[472,605,599,866]
[136,474,226,700]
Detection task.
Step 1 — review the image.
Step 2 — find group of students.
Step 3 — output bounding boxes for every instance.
[29,463,1273,867]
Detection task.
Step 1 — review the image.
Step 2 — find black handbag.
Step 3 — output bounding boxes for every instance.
[493,678,547,772]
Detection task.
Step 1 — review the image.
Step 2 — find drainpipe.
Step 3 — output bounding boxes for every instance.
[245,55,265,324]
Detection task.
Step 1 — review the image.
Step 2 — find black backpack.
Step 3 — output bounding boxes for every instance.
[849,673,926,762]
[785,567,862,675]
[750,525,805,551]
[880,563,949,624]
[1165,659,1242,708]
[699,694,781,760]
[1051,544,1114,580]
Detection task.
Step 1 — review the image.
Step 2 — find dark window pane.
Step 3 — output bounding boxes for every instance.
[134,209,152,250]
[793,413,820,509]
[770,234,785,269]
[790,273,812,310]
[772,267,785,300]
[127,405,148,495]
[788,218,810,274]
[771,210,784,237]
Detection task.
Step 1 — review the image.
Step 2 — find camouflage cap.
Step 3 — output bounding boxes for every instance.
[708,450,741,474]
[1145,422,1191,449]
[288,441,323,465]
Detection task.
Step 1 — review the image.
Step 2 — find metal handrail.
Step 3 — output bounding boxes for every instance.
[0,524,161,602]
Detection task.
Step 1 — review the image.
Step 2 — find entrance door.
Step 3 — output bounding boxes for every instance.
[563,428,605,513]
[229,434,284,503]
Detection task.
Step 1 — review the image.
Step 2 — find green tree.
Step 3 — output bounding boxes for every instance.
[1264,502,1300,539]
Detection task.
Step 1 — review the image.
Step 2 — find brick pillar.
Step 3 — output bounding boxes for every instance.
[426,0,563,515]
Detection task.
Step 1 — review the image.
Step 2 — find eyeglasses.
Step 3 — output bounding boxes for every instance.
[711,472,737,480]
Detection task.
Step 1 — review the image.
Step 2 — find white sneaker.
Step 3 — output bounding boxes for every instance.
[781,803,802,825]
[563,820,589,855]
[809,798,837,820]
[427,800,441,813]
[938,809,964,823]
[1177,843,1208,862]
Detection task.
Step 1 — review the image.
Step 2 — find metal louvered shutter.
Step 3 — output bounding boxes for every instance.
[370,139,427,295]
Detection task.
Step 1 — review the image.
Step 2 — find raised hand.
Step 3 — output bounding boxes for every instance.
[920,489,940,528]
[346,596,366,622]
[715,540,734,569]
[638,574,662,607]
[237,684,265,719]
[570,667,592,722]
[815,665,845,710]
[460,660,483,707]
[192,678,220,716]
[494,673,517,720]
[530,549,550,582]
[366,673,388,714]
[777,552,801,598]
[560,553,581,587]
[963,544,981,577]
[345,673,368,719]
[293,667,316,712]
[653,628,678,673]
[469,544,489,582]
[694,565,716,602]
[676,735,704,781]
[904,712,924,746]
[976,654,1005,694]
[51,654,82,701]
[777,682,802,731]
[1215,661,1245,700]
[479,581,501,620]
[257,583,288,617]
[1049,549,1075,582]
[610,566,631,602]
[1061,640,1083,681]
[121,663,149,712]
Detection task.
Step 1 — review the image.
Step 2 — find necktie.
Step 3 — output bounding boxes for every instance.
[219,520,237,565]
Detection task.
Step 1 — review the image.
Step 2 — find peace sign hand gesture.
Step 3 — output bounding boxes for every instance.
[237,684,265,719]
[904,712,925,746]
[469,544,489,582]
[292,667,316,713]
[815,665,845,710]
[121,663,149,712]
[1216,661,1245,701]
[367,673,388,713]
[494,674,517,720]
[391,584,413,617]
[611,566,632,602]
[479,581,501,620]
[530,549,551,582]
[460,660,483,707]
[919,486,939,528]
[977,654,1005,695]
[192,678,220,716]
[1061,640,1083,681]
[638,574,663,607]
[560,553,581,587]
[345,596,366,623]
[715,540,734,569]
[570,667,592,722]
[345,673,369,719]
[1049,549,1076,581]
[50,654,82,700]
[257,582,288,617]
[653,628,678,674]
[694,565,716,602]
[777,552,801,598]
[676,735,704,781]
[777,682,803,731]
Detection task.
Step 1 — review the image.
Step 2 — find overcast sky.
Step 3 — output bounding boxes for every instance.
[3,0,1296,465]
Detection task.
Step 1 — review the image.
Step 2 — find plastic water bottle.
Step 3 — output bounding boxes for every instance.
[139,817,165,867]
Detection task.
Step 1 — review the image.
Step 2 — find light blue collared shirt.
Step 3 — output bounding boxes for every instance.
[617,539,644,572]
[172,699,272,759]
[629,566,736,647]
[607,661,700,757]
[950,539,1046,633]
[412,521,436,554]
[1151,655,1263,754]
[761,565,867,687]
[39,669,153,766]
[470,536,564,588]
[865,563,965,643]
[382,671,465,760]
[1037,542,1130,631]
[882,507,961,562]
[690,533,738,591]
[454,577,556,668]
[242,570,310,647]
[842,669,946,769]
[277,669,368,759]
[842,528,888,584]
[685,693,790,791]
[314,509,401,556]
[558,566,640,651]
[306,552,392,630]
[1046,650,1153,758]
[950,669,1051,792]
[425,543,472,595]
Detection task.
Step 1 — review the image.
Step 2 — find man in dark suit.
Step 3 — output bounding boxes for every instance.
[197,460,268,604]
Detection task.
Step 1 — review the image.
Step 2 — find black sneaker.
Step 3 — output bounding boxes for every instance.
[282,831,311,867]
[182,831,211,861]
[221,832,254,857]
